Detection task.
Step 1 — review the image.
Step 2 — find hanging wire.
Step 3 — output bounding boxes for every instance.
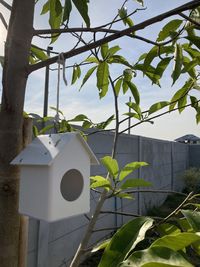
[54,53,68,132]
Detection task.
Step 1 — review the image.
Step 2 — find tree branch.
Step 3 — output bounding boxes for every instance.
[29,0,200,73]
[0,12,7,29]
[0,0,12,11]
[123,189,187,196]
[119,100,200,135]
[179,12,200,27]
[100,210,163,220]
[92,227,119,233]
[157,192,193,225]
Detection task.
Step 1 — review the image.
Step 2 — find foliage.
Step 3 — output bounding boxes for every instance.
[90,156,150,199]
[95,205,200,267]
[182,168,200,194]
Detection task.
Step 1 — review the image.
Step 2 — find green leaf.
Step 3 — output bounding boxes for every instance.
[49,0,63,42]
[157,223,181,237]
[126,81,140,105]
[186,35,200,50]
[82,120,92,129]
[72,0,90,27]
[71,66,78,85]
[39,124,55,134]
[71,65,81,85]
[50,106,64,116]
[85,57,99,63]
[190,96,199,110]
[119,162,148,181]
[33,125,39,137]
[114,78,123,96]
[69,114,88,121]
[151,232,200,251]
[123,112,141,120]
[183,44,200,59]
[80,66,97,89]
[98,217,153,267]
[178,94,187,113]
[149,101,169,115]
[135,64,161,86]
[41,0,50,14]
[63,0,72,22]
[101,43,109,59]
[121,246,193,267]
[143,46,174,73]
[100,156,119,179]
[49,0,62,28]
[182,58,198,75]
[108,55,133,69]
[169,79,194,111]
[121,178,152,190]
[96,62,109,98]
[31,46,49,61]
[182,56,197,78]
[134,0,144,6]
[181,210,200,232]
[92,239,111,253]
[157,20,183,42]
[196,111,200,124]
[107,46,121,57]
[126,102,142,117]
[0,56,4,67]
[171,44,183,85]
[118,7,134,27]
[116,192,134,199]
[90,176,111,190]
[154,57,172,80]
[96,115,115,129]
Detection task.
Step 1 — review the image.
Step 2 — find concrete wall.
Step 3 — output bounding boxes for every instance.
[189,145,200,168]
[27,132,191,267]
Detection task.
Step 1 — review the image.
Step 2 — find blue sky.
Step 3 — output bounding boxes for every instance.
[0,0,199,141]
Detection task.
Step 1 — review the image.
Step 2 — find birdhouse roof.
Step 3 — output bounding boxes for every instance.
[11,132,99,166]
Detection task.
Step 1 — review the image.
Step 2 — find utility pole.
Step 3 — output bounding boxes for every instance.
[128,96,131,135]
[43,46,53,118]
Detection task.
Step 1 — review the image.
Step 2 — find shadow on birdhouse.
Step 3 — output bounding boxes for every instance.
[11,133,99,222]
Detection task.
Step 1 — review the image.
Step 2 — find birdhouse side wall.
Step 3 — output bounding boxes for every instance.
[48,138,91,221]
[19,166,52,220]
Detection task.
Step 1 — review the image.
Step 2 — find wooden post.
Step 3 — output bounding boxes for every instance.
[18,117,33,267]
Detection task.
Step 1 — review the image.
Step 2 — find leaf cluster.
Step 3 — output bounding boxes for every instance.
[90,156,150,199]
[94,204,200,267]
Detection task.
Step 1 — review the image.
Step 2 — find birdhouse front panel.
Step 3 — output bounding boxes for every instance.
[11,132,99,222]
[48,138,90,221]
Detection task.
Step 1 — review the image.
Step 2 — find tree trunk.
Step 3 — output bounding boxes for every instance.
[0,1,35,266]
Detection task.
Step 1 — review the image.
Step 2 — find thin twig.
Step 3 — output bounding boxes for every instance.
[0,0,12,11]
[0,12,7,29]
[124,189,187,196]
[100,210,163,220]
[101,210,141,217]
[94,6,146,30]
[119,100,200,135]
[180,12,200,27]
[157,191,193,225]
[92,227,119,233]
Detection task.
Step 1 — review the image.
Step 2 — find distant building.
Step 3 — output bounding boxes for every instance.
[175,134,200,144]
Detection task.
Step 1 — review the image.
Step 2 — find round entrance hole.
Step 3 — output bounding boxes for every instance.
[60,169,84,202]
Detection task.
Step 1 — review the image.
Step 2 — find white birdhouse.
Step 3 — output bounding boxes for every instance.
[11,132,99,222]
